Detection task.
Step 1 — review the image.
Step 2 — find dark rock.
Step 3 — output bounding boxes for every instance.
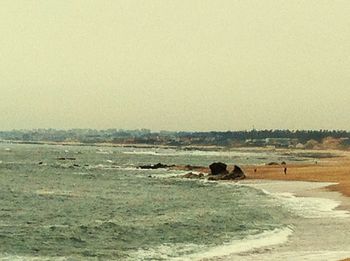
[208,165,245,180]
[57,157,76,161]
[228,165,246,179]
[139,163,174,169]
[281,161,287,165]
[209,162,228,175]
[38,161,43,165]
[267,162,279,165]
[181,172,205,179]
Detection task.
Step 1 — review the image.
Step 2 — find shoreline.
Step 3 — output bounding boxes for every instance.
[201,179,350,261]
[204,151,350,260]
[244,150,350,198]
[3,142,350,260]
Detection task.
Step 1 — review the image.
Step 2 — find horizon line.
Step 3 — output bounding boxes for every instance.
[1,128,350,133]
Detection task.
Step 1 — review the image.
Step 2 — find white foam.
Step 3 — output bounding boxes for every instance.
[0,255,68,261]
[224,251,350,261]
[128,227,293,261]
[122,149,275,158]
[123,150,166,156]
[127,243,204,261]
[35,189,78,197]
[85,164,116,170]
[240,181,350,218]
[271,192,349,218]
[113,166,139,171]
[96,148,113,154]
[188,227,293,260]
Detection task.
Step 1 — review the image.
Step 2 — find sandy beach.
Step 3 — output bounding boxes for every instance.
[244,150,350,198]
[202,150,350,261]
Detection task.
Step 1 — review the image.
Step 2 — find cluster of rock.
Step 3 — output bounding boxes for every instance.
[207,162,246,180]
[138,161,246,181]
[180,162,246,181]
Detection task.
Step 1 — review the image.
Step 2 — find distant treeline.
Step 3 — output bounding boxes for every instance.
[177,129,350,142]
[0,129,349,147]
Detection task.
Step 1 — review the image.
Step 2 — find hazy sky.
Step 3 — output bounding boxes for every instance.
[1,1,350,131]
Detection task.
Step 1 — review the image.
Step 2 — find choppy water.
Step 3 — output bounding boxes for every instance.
[0,144,310,260]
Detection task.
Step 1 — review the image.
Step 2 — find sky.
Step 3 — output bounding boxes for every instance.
[1,1,350,131]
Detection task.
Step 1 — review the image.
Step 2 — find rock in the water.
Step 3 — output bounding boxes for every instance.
[209,162,228,175]
[181,172,205,179]
[139,163,174,169]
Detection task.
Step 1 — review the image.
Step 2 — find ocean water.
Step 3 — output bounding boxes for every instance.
[0,143,313,260]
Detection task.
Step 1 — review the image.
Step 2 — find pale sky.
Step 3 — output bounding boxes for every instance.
[1,1,350,131]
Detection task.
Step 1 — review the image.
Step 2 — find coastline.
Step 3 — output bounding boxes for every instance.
[3,141,350,260]
[201,179,350,261]
[199,150,350,261]
[243,150,350,198]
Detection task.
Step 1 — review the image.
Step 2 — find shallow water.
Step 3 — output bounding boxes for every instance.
[0,144,309,260]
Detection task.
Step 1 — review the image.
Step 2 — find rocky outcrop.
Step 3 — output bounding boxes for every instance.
[208,164,245,180]
[209,162,228,175]
[139,163,175,169]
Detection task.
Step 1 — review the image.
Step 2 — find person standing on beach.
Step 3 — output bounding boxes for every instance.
[284,167,287,175]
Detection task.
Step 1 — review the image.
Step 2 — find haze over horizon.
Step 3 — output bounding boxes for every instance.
[1,1,350,131]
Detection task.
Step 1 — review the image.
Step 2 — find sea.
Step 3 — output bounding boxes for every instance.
[0,143,334,260]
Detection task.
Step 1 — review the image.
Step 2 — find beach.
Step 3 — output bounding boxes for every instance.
[1,144,350,260]
[202,150,350,261]
[245,150,350,198]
